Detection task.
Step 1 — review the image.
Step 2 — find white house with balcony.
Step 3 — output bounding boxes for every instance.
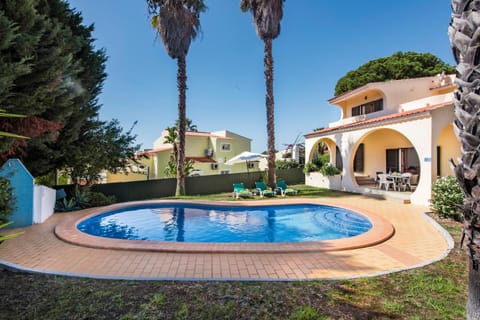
[304,74,461,206]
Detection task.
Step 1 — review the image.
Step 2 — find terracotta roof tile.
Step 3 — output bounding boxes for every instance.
[304,101,452,138]
[187,156,216,163]
[138,146,173,155]
[186,131,233,140]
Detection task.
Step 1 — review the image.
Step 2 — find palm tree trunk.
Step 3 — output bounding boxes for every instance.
[176,55,187,196]
[264,38,276,189]
[467,260,480,319]
[449,1,480,318]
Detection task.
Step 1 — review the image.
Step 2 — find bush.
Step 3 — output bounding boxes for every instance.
[276,160,303,170]
[312,154,330,168]
[87,191,116,207]
[303,162,319,174]
[430,176,464,221]
[320,163,341,176]
[55,187,116,212]
[0,176,15,223]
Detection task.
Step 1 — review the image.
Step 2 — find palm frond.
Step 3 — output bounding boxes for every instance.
[0,131,29,139]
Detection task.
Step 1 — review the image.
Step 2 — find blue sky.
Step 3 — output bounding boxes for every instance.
[66,0,455,153]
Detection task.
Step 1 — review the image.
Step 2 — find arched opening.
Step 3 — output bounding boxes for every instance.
[352,128,420,190]
[307,138,342,172]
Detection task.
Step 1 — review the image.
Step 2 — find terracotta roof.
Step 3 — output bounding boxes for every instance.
[138,146,173,155]
[186,131,233,140]
[187,156,216,163]
[304,101,452,138]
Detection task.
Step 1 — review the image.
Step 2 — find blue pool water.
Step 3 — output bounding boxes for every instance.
[77,203,372,243]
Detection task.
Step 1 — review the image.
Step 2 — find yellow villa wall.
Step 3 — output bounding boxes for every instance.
[437,124,460,177]
[340,89,384,118]
[106,130,253,183]
[185,136,210,157]
[106,156,155,183]
[212,131,252,174]
[152,150,172,179]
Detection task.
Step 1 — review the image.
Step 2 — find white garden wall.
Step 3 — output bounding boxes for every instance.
[33,184,56,224]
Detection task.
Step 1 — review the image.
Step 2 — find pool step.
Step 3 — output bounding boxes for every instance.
[315,210,372,236]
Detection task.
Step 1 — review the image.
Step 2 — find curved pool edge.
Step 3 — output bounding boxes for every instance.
[54,199,395,254]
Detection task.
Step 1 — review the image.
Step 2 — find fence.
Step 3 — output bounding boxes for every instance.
[92,168,304,203]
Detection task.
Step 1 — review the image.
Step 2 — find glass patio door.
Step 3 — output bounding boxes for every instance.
[386,148,419,173]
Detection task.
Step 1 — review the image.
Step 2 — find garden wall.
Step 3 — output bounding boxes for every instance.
[92,168,304,203]
[305,172,342,190]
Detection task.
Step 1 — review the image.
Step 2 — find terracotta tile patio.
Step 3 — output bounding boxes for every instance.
[0,195,452,281]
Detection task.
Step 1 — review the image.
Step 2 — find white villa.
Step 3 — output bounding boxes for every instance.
[304,74,461,206]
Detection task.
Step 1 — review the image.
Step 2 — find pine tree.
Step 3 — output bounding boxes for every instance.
[0,0,140,181]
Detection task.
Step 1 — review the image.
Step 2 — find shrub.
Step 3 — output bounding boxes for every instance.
[303,162,319,174]
[312,154,330,168]
[0,176,16,223]
[320,163,341,176]
[430,176,464,221]
[87,191,116,207]
[55,187,116,212]
[276,160,303,170]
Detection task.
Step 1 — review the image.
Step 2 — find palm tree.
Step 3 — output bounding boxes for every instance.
[175,118,198,132]
[147,0,206,195]
[449,1,480,318]
[241,0,284,189]
[163,126,178,161]
[0,109,28,139]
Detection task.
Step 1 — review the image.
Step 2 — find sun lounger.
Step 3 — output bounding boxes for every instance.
[232,182,253,199]
[254,181,275,198]
[275,180,298,196]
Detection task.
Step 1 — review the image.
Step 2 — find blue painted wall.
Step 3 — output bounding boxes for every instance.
[0,159,34,228]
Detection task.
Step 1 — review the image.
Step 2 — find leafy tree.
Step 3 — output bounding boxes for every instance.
[63,119,139,186]
[0,0,65,168]
[334,51,456,96]
[0,0,140,182]
[241,0,285,189]
[147,0,206,196]
[449,2,480,318]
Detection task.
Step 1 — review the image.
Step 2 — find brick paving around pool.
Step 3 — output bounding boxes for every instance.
[0,195,452,281]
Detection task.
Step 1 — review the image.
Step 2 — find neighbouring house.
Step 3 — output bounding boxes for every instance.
[259,143,305,171]
[304,74,461,206]
[106,130,256,182]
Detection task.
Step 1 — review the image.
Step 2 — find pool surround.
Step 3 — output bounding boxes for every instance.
[55,199,394,253]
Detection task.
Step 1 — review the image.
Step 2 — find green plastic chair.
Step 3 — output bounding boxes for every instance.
[275,180,298,196]
[254,181,276,198]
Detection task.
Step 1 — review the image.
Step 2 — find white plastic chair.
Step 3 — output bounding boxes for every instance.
[378,173,395,191]
[399,172,412,191]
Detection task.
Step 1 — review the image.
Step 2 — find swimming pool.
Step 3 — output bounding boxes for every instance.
[77,203,372,243]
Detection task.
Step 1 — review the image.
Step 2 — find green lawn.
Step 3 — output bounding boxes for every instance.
[0,185,468,319]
